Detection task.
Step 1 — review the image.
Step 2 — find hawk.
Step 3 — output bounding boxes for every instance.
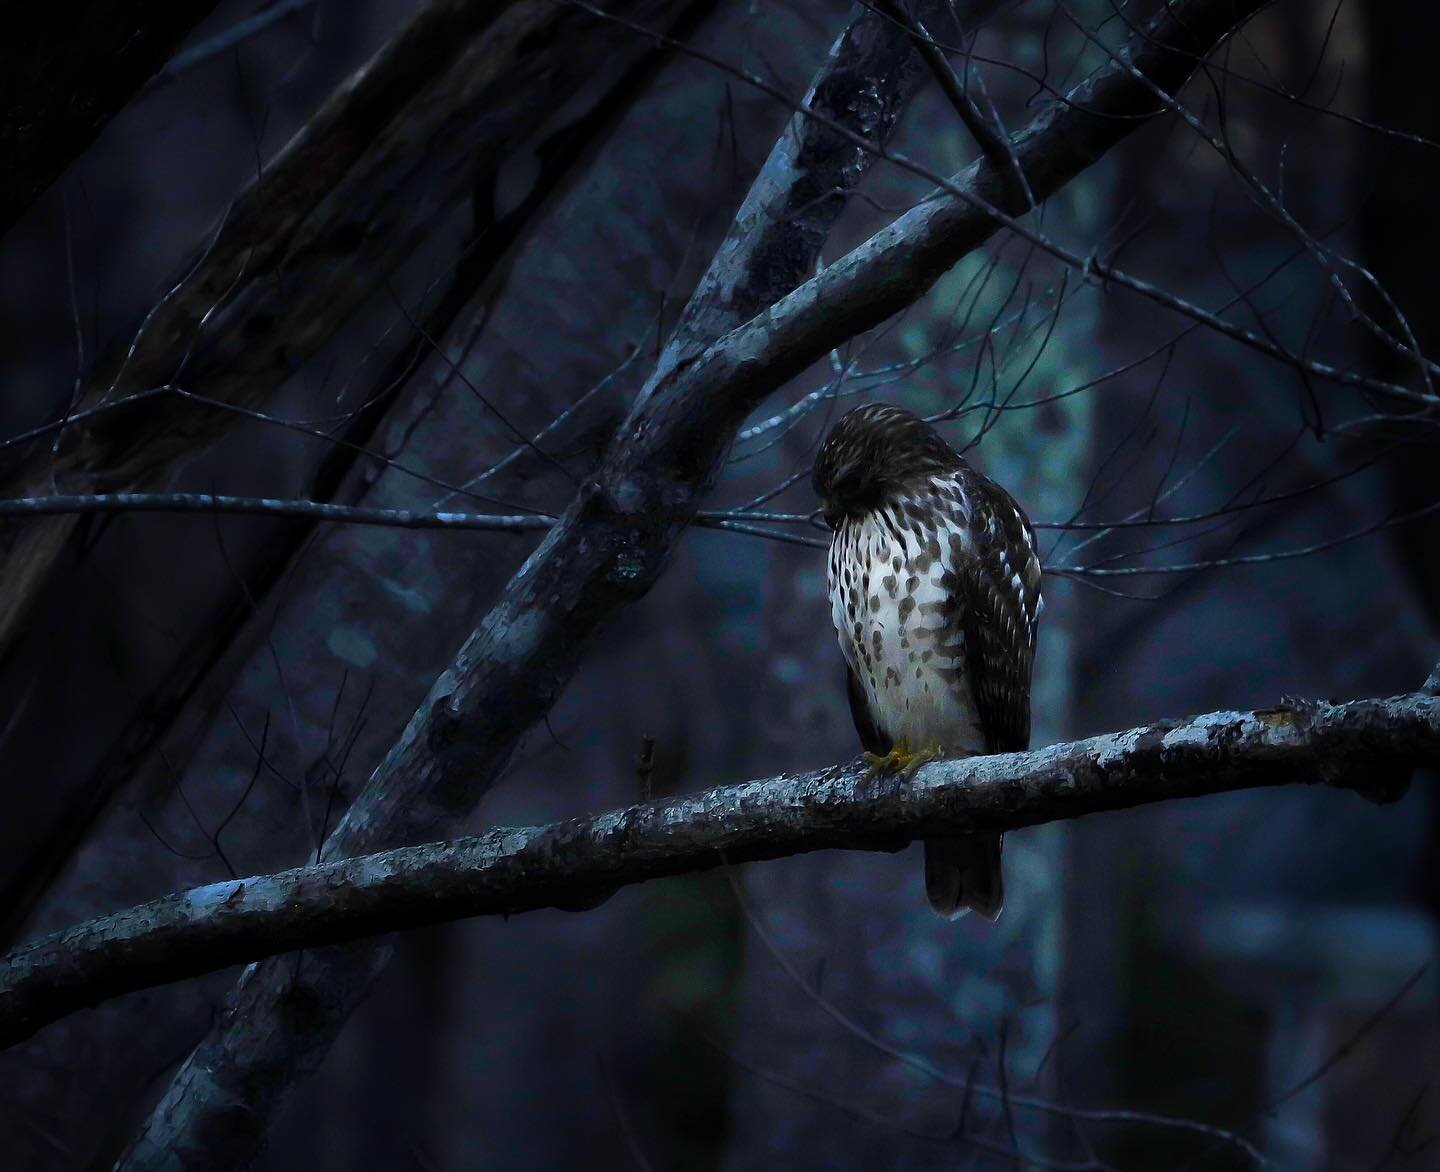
[813,404,1043,920]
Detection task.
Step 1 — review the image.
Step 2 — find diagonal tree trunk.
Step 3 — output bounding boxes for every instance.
[0,0,716,958]
[0,0,693,665]
[114,4,945,1166]
[0,4,723,1165]
[118,0,1276,1166]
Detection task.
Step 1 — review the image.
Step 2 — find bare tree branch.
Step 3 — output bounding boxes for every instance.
[874,0,1036,209]
[581,0,1440,416]
[121,0,1280,1165]
[0,3,223,237]
[3,677,1436,1052]
[5,487,1431,577]
[0,491,554,531]
[648,0,980,379]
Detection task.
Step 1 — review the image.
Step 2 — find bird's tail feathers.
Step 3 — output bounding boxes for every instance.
[924,833,1004,921]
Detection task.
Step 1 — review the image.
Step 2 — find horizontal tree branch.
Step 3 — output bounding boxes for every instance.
[2,678,1436,1052]
[0,491,829,552]
[0,489,1431,575]
[0,491,556,532]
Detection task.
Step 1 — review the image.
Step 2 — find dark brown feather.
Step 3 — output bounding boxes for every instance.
[956,465,1040,755]
[846,664,891,756]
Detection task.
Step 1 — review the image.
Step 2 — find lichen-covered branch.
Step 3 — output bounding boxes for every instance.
[3,682,1436,1052]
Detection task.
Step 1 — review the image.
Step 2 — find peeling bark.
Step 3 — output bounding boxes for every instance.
[2,683,1436,1052]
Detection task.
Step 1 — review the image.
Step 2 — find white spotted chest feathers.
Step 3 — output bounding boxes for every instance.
[827,472,988,755]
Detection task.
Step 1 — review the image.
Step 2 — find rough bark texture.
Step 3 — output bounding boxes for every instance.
[649,0,972,377]
[0,0,685,662]
[119,0,1272,1166]
[3,682,1436,1051]
[1,4,222,239]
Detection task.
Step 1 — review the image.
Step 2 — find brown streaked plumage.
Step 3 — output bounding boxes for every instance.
[813,403,1043,920]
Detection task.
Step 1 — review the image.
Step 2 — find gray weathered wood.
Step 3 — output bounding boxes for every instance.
[3,682,1436,1052]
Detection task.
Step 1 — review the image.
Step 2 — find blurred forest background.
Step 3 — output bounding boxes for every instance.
[1,0,1437,1168]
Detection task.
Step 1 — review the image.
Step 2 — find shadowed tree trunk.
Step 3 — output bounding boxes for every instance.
[1063,5,1440,1162]
[0,0,703,663]
[0,2,731,1164]
[1360,0,1440,993]
[0,0,717,958]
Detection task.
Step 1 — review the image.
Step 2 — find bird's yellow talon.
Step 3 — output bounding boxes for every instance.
[862,742,944,779]
[901,743,942,779]
[863,746,909,777]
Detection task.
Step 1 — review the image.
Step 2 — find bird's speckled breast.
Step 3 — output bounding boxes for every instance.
[827,473,986,754]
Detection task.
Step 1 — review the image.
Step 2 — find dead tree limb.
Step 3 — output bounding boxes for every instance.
[3,679,1436,1052]
[120,0,1273,1167]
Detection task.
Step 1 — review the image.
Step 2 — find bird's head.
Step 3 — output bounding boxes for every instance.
[812,404,959,528]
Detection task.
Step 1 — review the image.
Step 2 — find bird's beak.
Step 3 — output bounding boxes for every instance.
[820,498,841,529]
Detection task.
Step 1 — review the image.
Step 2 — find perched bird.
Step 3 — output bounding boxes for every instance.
[813,404,1042,920]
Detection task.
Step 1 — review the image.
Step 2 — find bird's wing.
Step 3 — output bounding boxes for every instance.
[845,661,892,755]
[955,467,1042,753]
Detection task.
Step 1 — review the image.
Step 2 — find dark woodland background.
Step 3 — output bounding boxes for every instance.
[1,1,1437,1168]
